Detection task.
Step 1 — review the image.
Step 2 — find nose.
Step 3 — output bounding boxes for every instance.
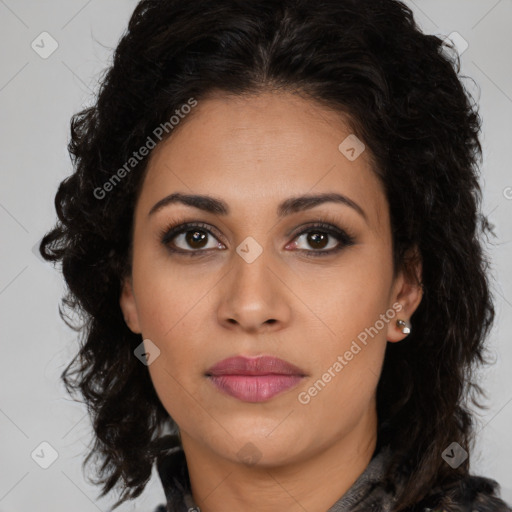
[217,246,291,333]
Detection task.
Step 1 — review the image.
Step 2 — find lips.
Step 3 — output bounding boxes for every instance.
[206,355,306,376]
[206,355,306,402]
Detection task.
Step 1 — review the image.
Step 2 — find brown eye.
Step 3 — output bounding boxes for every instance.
[167,228,221,251]
[293,230,338,251]
[305,231,329,250]
[161,222,225,255]
[184,229,209,249]
[287,222,356,257]
[160,221,355,258]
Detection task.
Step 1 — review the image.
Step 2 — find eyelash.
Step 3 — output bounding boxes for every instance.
[158,218,356,258]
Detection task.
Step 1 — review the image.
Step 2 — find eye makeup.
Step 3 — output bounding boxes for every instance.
[156,212,358,259]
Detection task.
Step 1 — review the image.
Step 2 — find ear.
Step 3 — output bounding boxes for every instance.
[386,246,423,343]
[119,276,142,334]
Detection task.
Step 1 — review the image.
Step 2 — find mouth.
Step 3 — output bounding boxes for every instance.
[205,355,307,403]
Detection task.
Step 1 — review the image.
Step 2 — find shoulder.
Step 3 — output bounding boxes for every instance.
[422,474,512,512]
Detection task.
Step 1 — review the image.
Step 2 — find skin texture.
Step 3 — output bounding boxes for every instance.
[120,91,423,512]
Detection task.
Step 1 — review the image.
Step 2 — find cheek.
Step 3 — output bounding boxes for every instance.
[147,361,207,437]
[292,256,392,403]
[131,245,211,337]
[298,308,388,433]
[291,251,393,340]
[131,252,212,380]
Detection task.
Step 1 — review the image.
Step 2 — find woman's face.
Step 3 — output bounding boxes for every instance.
[120,91,422,467]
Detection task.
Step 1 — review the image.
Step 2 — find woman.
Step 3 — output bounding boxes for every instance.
[40,0,511,511]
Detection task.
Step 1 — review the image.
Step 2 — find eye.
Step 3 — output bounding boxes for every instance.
[287,222,356,257]
[159,220,356,257]
[160,222,225,256]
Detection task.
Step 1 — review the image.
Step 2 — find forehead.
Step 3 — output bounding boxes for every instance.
[138,91,388,232]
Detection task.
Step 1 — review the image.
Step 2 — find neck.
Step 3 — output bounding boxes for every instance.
[180,407,378,512]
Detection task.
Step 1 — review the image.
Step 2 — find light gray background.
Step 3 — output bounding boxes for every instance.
[0,1,511,510]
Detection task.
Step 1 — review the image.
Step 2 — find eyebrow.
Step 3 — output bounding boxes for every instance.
[148,192,368,222]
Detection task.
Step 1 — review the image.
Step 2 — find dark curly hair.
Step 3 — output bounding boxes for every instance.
[40,0,509,510]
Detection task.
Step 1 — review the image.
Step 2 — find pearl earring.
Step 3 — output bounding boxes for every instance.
[396,319,411,335]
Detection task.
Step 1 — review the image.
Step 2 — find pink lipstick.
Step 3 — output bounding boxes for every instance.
[206,355,306,402]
